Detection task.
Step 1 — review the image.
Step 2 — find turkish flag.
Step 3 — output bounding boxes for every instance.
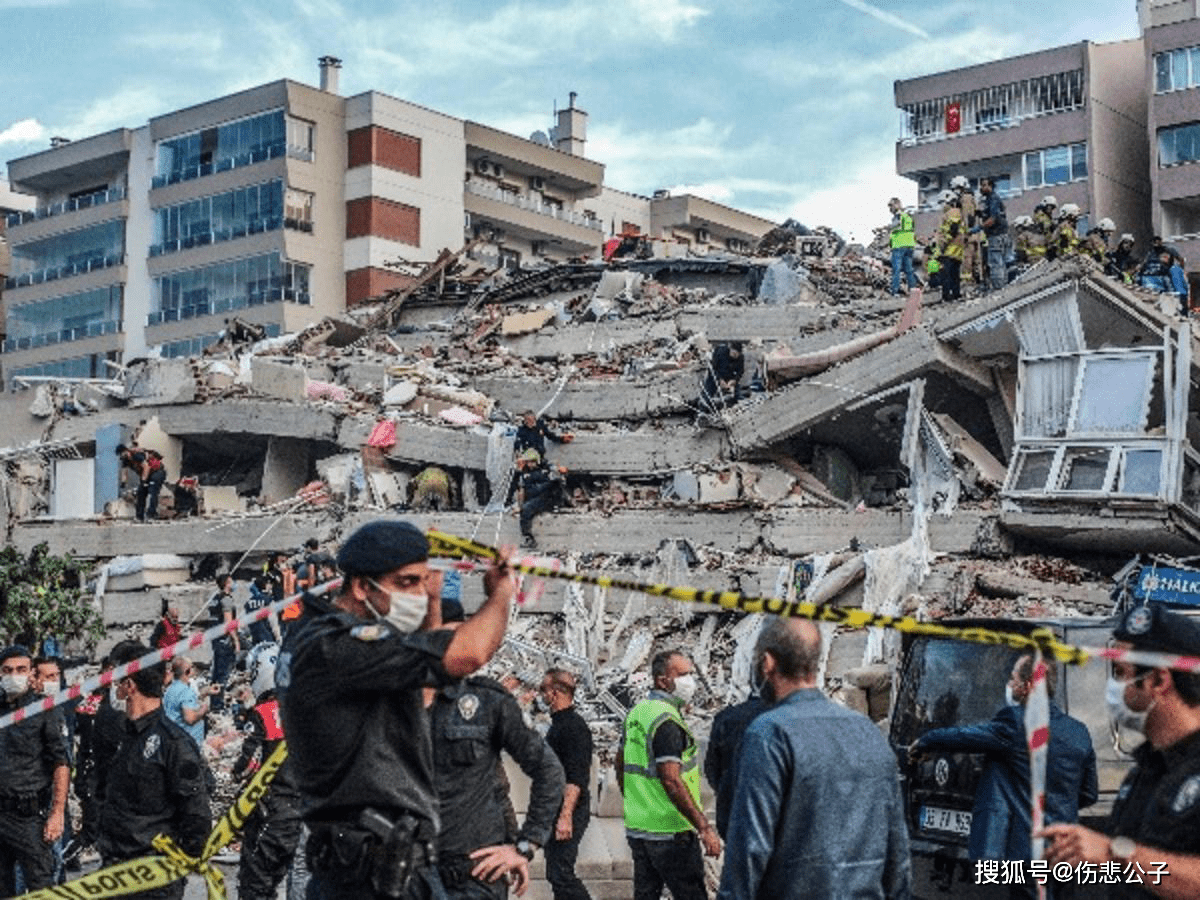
[946,102,961,134]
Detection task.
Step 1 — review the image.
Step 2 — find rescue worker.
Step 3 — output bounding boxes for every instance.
[1108,234,1139,283]
[1048,204,1081,261]
[99,640,211,900]
[887,197,917,296]
[512,449,567,549]
[1033,195,1058,238]
[429,670,564,898]
[616,650,720,900]
[0,645,69,895]
[950,175,983,284]
[1042,604,1200,899]
[115,443,168,521]
[976,177,1010,291]
[277,519,516,900]
[514,410,573,461]
[935,190,965,301]
[1013,215,1044,264]
[1081,217,1116,264]
[411,466,456,512]
[234,643,303,900]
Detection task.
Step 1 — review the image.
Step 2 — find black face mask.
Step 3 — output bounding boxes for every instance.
[754,661,776,703]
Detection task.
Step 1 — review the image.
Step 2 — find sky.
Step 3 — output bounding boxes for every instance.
[0,0,1142,245]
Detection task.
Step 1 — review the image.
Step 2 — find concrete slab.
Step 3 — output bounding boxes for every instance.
[125,358,196,407]
[158,401,339,442]
[261,438,311,505]
[502,308,555,336]
[499,319,679,360]
[250,358,308,402]
[478,371,698,421]
[201,486,244,514]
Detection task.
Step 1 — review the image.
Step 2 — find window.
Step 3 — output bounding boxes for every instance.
[1154,46,1200,93]
[150,254,310,323]
[1121,450,1163,494]
[287,117,314,160]
[3,286,123,350]
[1024,143,1087,188]
[1159,122,1200,166]
[7,220,125,286]
[154,110,301,187]
[1060,447,1112,491]
[285,189,314,231]
[1012,449,1056,491]
[151,181,302,254]
[1071,355,1154,434]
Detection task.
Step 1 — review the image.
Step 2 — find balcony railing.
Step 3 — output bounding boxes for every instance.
[146,287,310,325]
[148,216,312,257]
[5,254,126,290]
[2,319,122,352]
[465,180,604,232]
[151,143,312,189]
[5,187,126,228]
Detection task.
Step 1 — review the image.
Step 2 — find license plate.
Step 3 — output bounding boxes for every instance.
[920,805,972,835]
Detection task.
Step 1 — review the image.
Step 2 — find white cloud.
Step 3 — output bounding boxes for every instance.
[834,0,930,40]
[784,153,915,245]
[0,118,46,145]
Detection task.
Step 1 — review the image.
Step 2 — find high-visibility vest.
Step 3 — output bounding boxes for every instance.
[621,698,701,837]
[890,211,915,249]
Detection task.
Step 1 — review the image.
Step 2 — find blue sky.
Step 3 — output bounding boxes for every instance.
[0,0,1140,243]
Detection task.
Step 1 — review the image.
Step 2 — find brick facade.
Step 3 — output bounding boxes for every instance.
[345,266,416,306]
[346,196,421,246]
[347,126,421,176]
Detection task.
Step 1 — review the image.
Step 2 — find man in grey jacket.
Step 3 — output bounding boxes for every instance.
[716,618,910,900]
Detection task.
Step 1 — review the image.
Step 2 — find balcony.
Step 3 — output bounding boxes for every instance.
[149,216,312,257]
[5,187,126,228]
[151,143,312,189]
[465,180,602,231]
[146,287,310,325]
[3,319,122,352]
[5,254,125,290]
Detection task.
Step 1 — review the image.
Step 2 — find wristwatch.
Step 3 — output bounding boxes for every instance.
[515,839,536,861]
[1110,836,1136,863]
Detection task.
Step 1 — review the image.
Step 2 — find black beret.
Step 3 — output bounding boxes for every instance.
[337,520,428,576]
[1114,604,1200,658]
[0,645,31,666]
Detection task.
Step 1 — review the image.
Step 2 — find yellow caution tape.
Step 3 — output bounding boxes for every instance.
[428,530,1089,665]
[15,742,289,900]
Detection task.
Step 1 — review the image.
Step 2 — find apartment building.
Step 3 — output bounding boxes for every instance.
[894,40,1151,243]
[2,63,773,386]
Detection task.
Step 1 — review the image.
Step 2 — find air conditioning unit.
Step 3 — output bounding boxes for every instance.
[464,212,472,231]
[474,158,491,175]
[530,175,546,191]
[696,227,710,244]
[918,172,942,191]
[492,163,505,179]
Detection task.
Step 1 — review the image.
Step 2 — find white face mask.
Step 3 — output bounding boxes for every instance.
[672,673,698,706]
[1,674,29,699]
[1005,684,1018,707]
[1106,675,1151,735]
[41,680,60,698]
[367,581,428,634]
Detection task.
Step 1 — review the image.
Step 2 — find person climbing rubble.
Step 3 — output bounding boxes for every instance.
[514,410,574,460]
[700,342,746,413]
[115,443,168,521]
[513,449,567,548]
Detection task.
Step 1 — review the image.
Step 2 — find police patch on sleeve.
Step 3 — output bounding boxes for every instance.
[1124,606,1153,635]
[351,624,390,642]
[457,693,480,721]
[1172,774,1200,814]
[144,733,161,760]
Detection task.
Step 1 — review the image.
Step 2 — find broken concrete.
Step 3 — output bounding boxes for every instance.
[250,358,308,403]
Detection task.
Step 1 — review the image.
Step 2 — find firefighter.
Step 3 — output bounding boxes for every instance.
[950,175,983,285]
[1048,204,1081,261]
[1080,217,1115,265]
[935,190,965,301]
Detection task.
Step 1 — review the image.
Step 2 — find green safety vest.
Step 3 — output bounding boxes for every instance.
[890,211,915,249]
[621,697,701,837]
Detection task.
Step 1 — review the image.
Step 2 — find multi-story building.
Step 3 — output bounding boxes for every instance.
[1143,0,1200,266]
[894,40,1151,244]
[2,61,773,386]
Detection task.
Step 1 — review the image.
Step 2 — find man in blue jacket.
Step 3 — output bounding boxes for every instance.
[911,654,1097,872]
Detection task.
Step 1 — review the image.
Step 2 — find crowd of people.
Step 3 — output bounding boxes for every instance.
[3,517,1200,900]
[889,180,1193,316]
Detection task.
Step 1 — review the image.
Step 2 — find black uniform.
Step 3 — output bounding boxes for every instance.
[98,707,211,900]
[0,691,69,894]
[544,705,595,900]
[1106,729,1200,899]
[515,465,564,540]
[432,677,564,898]
[277,593,456,900]
[74,692,126,849]
[234,694,303,900]
[514,418,567,459]
[703,695,767,840]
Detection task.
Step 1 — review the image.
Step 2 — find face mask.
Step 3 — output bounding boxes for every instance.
[41,680,60,698]
[110,684,127,715]
[672,673,698,706]
[750,660,766,699]
[1005,684,1017,707]
[1106,675,1151,735]
[367,581,428,634]
[533,696,550,714]
[1,674,28,698]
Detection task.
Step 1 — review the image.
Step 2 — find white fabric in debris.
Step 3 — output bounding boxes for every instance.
[726,612,767,704]
[862,534,929,666]
[484,423,517,505]
[1020,357,1078,439]
[562,583,590,661]
[105,554,190,576]
[913,413,960,517]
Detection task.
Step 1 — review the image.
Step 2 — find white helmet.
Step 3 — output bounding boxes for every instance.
[1042,195,1058,208]
[248,642,280,700]
[937,189,956,206]
[1013,215,1034,228]
[1096,217,1115,232]
[949,175,970,191]
[1119,233,1135,244]
[1059,203,1080,219]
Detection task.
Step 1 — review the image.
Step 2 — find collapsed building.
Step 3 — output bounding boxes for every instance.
[0,247,1196,894]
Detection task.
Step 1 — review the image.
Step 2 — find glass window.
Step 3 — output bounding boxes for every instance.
[1024,152,1043,190]
[1060,447,1111,491]
[1158,122,1200,166]
[1044,146,1070,185]
[1073,355,1154,433]
[151,254,310,321]
[1012,449,1056,491]
[1174,49,1189,92]
[1121,449,1163,495]
[1070,143,1087,180]
[1157,52,1173,92]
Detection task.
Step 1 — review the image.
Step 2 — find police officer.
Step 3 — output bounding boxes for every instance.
[0,645,69,894]
[99,639,211,900]
[234,643,303,900]
[430,671,564,898]
[278,519,516,900]
[1043,604,1200,898]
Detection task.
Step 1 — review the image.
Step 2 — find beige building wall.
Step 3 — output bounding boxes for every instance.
[1087,39,1152,243]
